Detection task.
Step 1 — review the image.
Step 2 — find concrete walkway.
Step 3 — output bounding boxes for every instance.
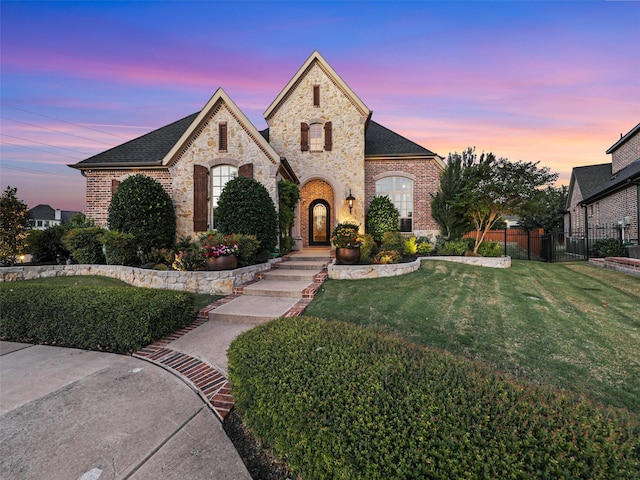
[0,248,331,479]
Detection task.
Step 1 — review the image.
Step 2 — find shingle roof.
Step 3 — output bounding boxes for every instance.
[582,158,640,204]
[70,113,198,168]
[26,204,81,222]
[571,163,612,200]
[365,121,437,157]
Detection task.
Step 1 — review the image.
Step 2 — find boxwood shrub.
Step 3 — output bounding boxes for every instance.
[0,283,195,353]
[228,317,639,480]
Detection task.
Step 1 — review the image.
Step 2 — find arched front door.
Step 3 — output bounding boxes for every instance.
[309,200,331,246]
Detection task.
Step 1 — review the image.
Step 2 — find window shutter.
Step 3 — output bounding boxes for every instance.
[239,163,254,178]
[193,165,208,232]
[219,123,227,151]
[313,85,320,106]
[111,179,120,195]
[324,121,332,151]
[301,122,309,151]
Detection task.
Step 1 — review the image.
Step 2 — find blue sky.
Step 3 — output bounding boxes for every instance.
[1,0,638,211]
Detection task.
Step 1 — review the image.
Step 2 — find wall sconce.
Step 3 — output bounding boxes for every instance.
[346,188,355,214]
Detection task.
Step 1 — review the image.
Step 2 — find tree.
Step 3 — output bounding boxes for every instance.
[278,180,300,254]
[107,174,176,252]
[216,176,278,254]
[0,186,28,265]
[518,185,568,232]
[430,149,475,240]
[457,149,558,254]
[365,195,399,243]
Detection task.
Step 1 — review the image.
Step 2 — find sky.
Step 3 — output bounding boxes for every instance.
[1,0,639,212]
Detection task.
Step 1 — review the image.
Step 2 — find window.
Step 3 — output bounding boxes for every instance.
[219,123,227,152]
[376,176,414,232]
[211,165,237,228]
[310,123,323,152]
[313,85,320,106]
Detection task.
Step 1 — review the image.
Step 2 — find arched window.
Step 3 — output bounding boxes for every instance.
[375,176,413,232]
[211,165,237,228]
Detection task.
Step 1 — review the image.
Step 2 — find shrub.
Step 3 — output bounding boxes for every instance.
[108,174,176,253]
[478,240,503,257]
[331,223,361,249]
[281,235,295,255]
[438,239,468,256]
[359,233,377,262]
[0,283,195,353]
[366,196,399,243]
[278,180,300,253]
[27,226,71,263]
[403,236,418,255]
[101,230,140,266]
[139,248,175,269]
[216,176,278,255]
[590,238,624,258]
[232,234,261,267]
[416,237,433,256]
[63,227,106,264]
[229,317,640,480]
[373,250,401,264]
[381,231,403,253]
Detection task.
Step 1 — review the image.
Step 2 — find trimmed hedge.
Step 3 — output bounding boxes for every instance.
[228,317,640,480]
[0,283,195,353]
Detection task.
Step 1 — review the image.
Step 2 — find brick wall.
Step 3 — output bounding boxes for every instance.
[611,130,640,174]
[299,180,335,247]
[84,169,173,227]
[587,185,639,243]
[364,157,442,237]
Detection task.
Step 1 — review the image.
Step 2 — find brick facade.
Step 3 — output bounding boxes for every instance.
[611,131,640,174]
[299,180,335,247]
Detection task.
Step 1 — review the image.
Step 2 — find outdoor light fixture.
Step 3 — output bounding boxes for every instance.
[346,188,355,214]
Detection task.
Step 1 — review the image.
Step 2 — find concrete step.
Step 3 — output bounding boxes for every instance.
[243,279,312,298]
[262,269,317,282]
[278,260,327,270]
[287,255,330,262]
[209,296,299,323]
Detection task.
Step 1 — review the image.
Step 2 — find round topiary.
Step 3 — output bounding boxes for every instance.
[366,195,399,243]
[107,174,176,252]
[216,176,278,254]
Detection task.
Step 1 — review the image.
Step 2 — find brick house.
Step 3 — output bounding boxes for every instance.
[70,51,444,248]
[565,122,640,245]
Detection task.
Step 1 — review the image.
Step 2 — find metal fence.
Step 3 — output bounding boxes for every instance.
[472,224,626,263]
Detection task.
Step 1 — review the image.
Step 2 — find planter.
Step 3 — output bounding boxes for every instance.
[335,247,361,265]
[205,255,238,271]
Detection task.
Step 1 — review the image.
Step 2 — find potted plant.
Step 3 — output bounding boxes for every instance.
[199,232,240,270]
[331,222,362,265]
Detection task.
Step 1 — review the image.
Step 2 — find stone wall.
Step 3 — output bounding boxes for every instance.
[328,256,511,280]
[1,259,281,295]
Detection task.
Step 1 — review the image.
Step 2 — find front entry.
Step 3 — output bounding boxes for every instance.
[309,200,331,246]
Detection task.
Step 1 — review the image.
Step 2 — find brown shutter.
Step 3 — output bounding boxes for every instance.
[193,165,208,232]
[301,122,309,151]
[324,121,332,151]
[111,179,120,195]
[313,85,320,106]
[219,123,227,151]
[239,163,254,178]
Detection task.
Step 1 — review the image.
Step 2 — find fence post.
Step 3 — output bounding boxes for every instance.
[527,230,531,261]
[504,228,507,257]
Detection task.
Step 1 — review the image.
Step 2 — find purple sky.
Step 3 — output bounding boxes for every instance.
[1,1,639,212]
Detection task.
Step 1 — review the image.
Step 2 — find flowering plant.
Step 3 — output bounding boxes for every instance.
[199,232,240,258]
[331,222,362,249]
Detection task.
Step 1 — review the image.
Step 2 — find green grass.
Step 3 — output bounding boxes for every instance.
[305,260,640,413]
[2,275,221,313]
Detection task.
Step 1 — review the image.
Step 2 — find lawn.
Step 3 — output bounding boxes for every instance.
[305,260,640,413]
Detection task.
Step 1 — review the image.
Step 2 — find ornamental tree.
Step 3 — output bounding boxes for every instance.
[0,186,28,265]
[366,195,399,243]
[457,148,558,254]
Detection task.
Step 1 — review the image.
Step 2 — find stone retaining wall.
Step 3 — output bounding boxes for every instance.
[328,256,511,280]
[0,259,281,295]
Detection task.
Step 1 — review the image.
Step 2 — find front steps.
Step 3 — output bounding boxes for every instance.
[209,248,330,323]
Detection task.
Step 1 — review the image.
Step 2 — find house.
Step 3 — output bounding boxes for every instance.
[26,204,81,230]
[565,122,640,246]
[70,51,445,248]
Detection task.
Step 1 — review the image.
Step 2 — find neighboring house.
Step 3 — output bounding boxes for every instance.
[565,123,640,245]
[70,51,444,248]
[26,204,81,230]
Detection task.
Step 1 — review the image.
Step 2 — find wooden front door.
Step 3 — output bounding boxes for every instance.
[309,200,330,245]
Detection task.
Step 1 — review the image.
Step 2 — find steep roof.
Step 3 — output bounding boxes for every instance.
[581,158,640,204]
[365,121,438,157]
[70,113,198,169]
[606,122,640,154]
[26,204,80,222]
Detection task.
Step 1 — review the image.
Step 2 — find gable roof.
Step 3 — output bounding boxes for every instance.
[566,163,612,209]
[581,158,640,204]
[606,122,640,154]
[162,88,280,166]
[70,113,198,169]
[264,50,371,122]
[365,121,438,157]
[26,204,80,222]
